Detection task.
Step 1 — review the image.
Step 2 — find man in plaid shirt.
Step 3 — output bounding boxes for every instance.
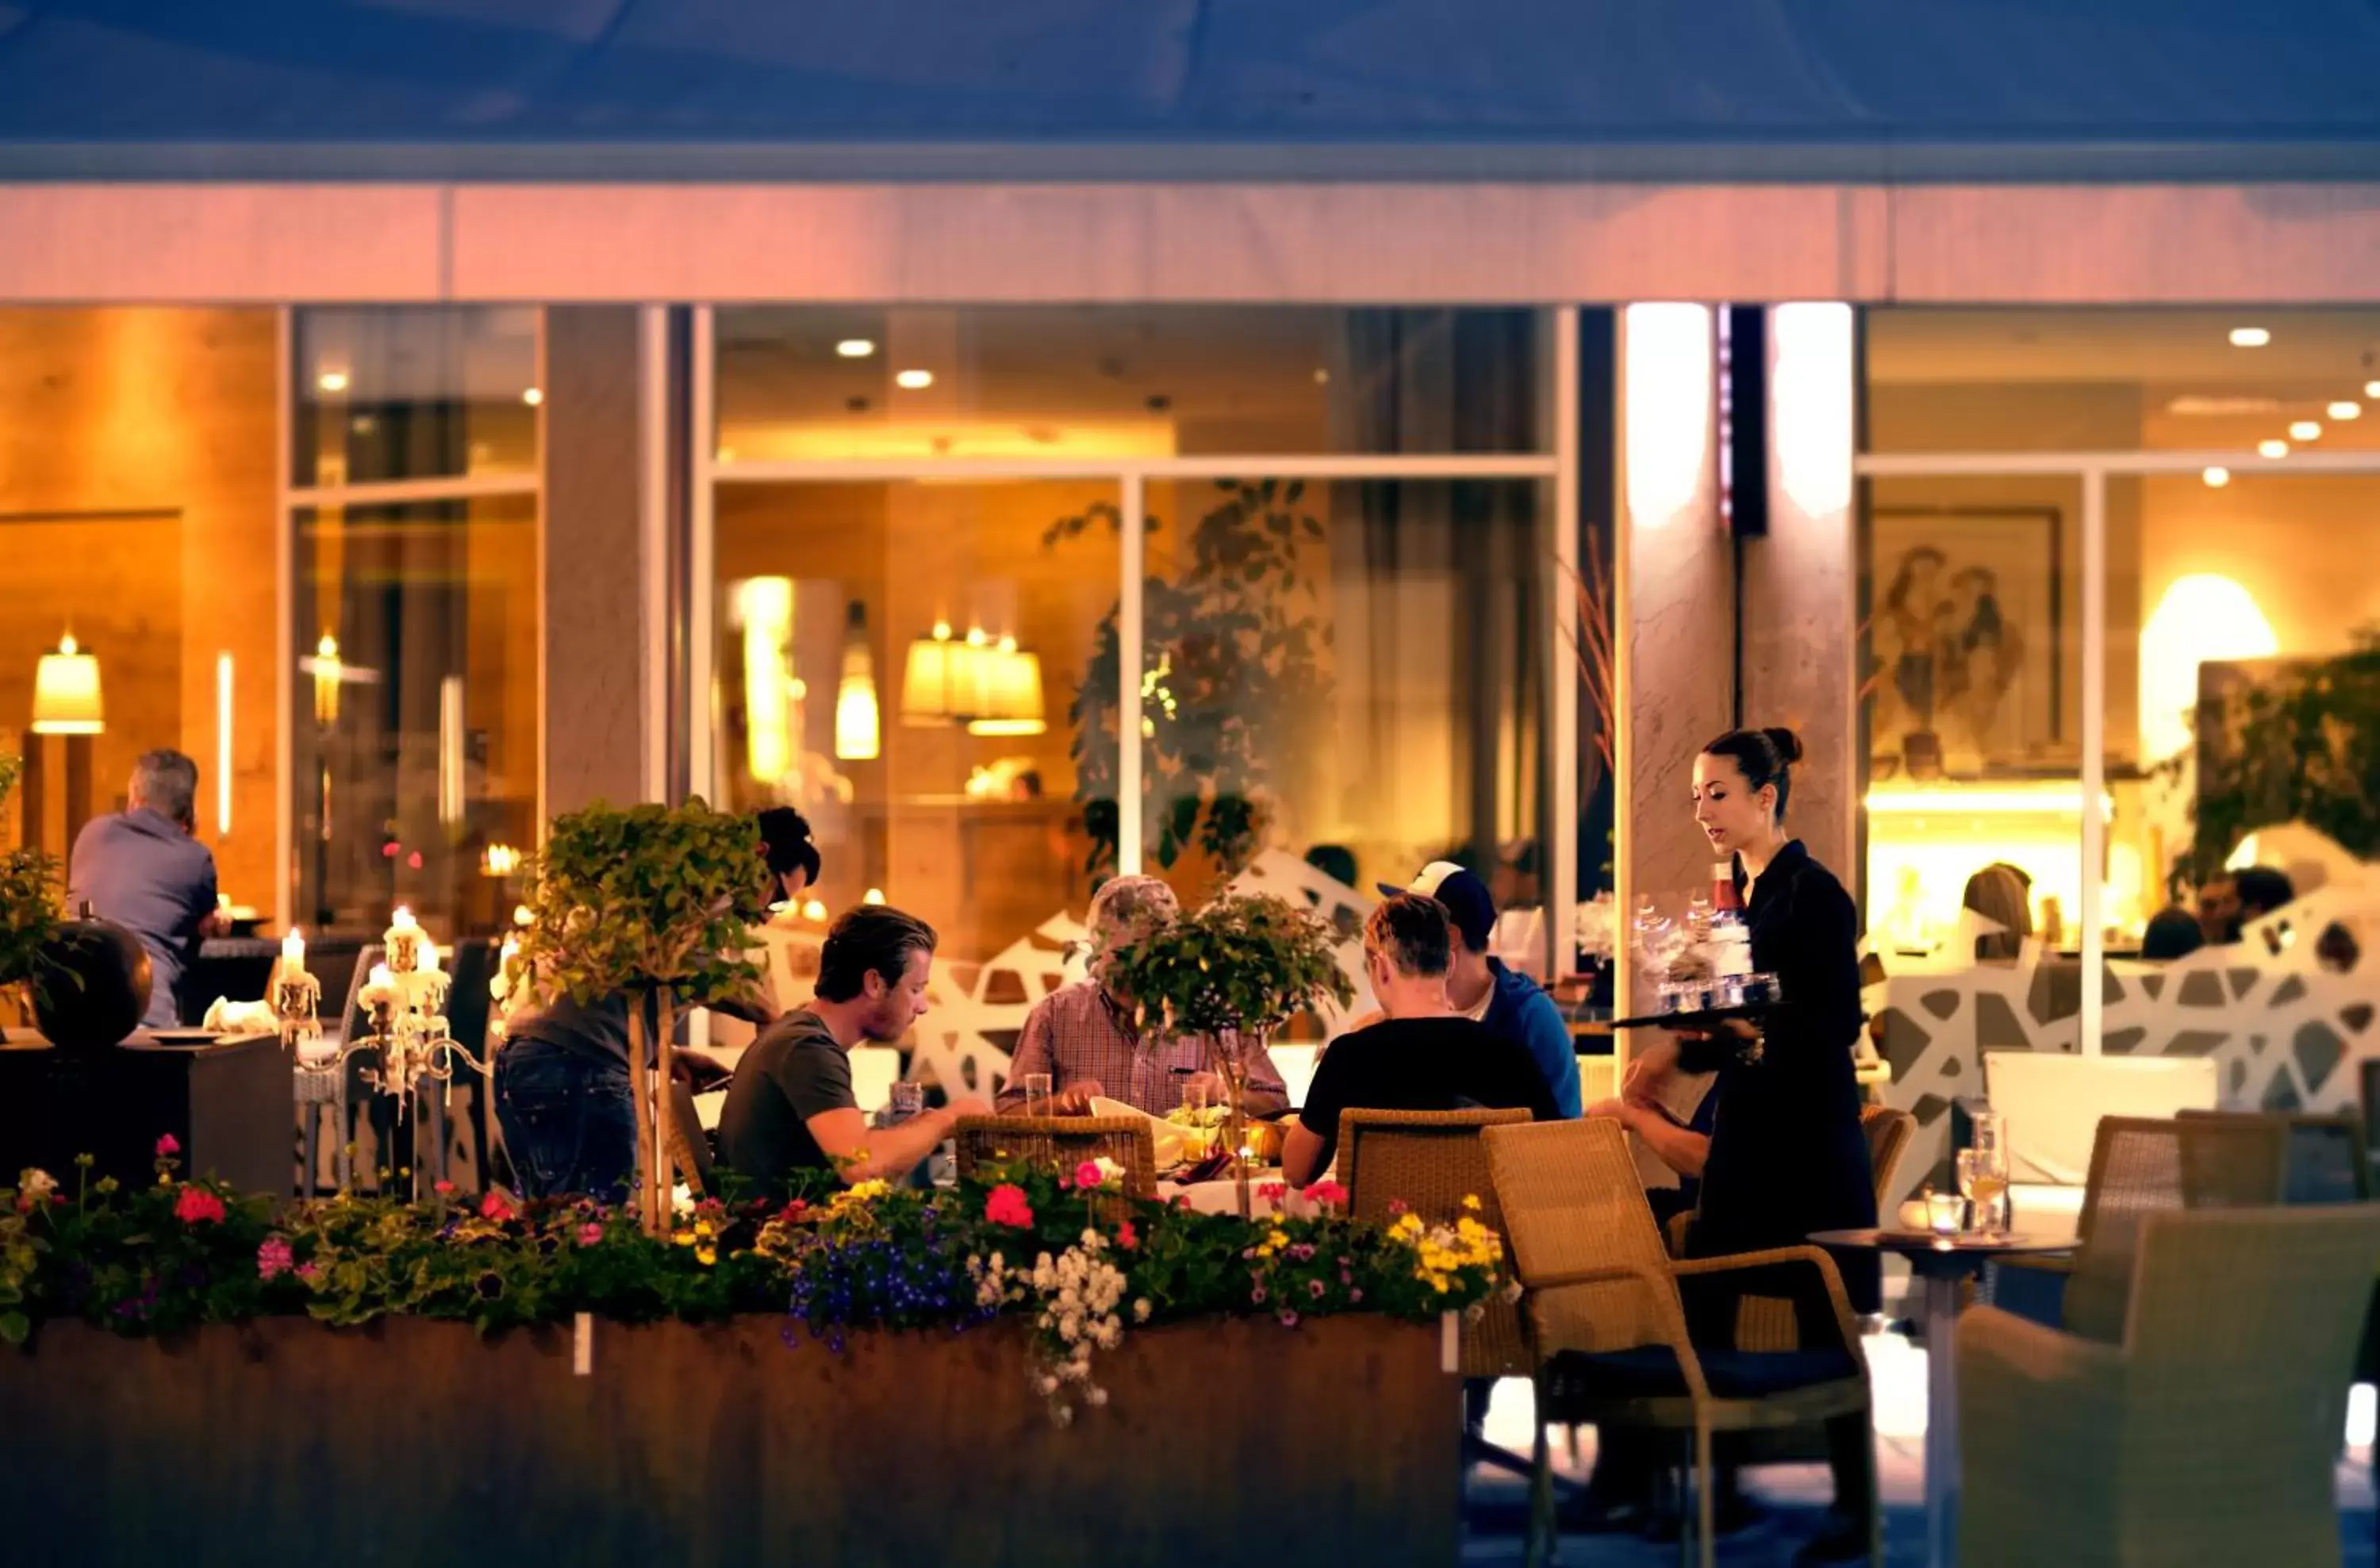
[997,875,1292,1119]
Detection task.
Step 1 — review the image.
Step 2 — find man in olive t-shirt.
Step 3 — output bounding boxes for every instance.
[719,904,991,1197]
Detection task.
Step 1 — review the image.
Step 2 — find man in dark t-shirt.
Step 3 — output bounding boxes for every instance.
[1282,894,1559,1188]
[720,905,991,1197]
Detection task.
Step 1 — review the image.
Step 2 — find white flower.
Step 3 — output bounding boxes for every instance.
[1085,1385,1109,1407]
[1093,1156,1126,1187]
[1133,1298,1153,1322]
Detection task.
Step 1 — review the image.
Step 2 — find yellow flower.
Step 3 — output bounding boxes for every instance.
[672,1228,697,1247]
[695,1244,718,1267]
[1461,1193,1482,1213]
[843,1178,892,1203]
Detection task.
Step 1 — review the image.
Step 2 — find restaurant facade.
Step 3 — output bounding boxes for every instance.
[4,6,2379,1044]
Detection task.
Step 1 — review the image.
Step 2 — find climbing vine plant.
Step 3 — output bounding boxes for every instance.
[1046,478,1334,879]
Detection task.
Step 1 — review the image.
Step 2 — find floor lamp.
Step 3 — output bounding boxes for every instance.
[25,632,103,855]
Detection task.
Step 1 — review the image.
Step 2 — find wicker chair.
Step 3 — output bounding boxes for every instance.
[1484,1117,1879,1568]
[2176,1109,2370,1203]
[1959,1205,2380,1567]
[951,1115,1158,1200]
[1862,1104,1917,1200]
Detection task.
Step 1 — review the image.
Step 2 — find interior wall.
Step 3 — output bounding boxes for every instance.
[0,308,278,908]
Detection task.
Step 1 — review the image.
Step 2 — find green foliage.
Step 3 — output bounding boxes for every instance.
[2174,628,2380,876]
[1100,892,1354,1038]
[0,1159,1499,1346]
[1048,479,1334,878]
[0,754,62,993]
[514,799,774,1007]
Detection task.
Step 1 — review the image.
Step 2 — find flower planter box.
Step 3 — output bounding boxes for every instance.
[0,1312,1457,1568]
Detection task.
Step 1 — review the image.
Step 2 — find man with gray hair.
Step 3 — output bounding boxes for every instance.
[996,874,1290,1118]
[67,748,227,1028]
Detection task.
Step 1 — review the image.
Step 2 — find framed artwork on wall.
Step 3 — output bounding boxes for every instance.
[1867,505,2063,776]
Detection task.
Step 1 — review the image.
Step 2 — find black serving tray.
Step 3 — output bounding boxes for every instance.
[1607,1002,1775,1032]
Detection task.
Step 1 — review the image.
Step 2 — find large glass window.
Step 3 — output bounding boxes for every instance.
[290,307,542,940]
[714,306,1543,463]
[0,307,280,917]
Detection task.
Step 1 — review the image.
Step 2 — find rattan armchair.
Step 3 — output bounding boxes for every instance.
[1484,1117,1879,1568]
[1959,1205,2380,1567]
[951,1115,1158,1199]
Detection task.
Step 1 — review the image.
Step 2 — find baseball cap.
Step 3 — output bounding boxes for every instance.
[1377,859,1497,950]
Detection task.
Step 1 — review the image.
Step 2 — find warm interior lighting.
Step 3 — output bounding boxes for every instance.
[437,675,465,827]
[1772,303,1854,520]
[834,601,881,762]
[521,387,543,407]
[1866,786,2113,817]
[735,577,796,783]
[317,368,351,393]
[2259,439,2290,459]
[2290,420,2323,441]
[2140,574,2278,762]
[800,898,828,922]
[862,888,887,905]
[2202,466,2230,488]
[1623,304,1714,527]
[2328,401,2362,421]
[967,636,1047,737]
[214,651,234,836]
[900,623,975,726]
[1867,783,2116,952]
[482,844,521,878]
[894,369,935,390]
[2367,381,2380,400]
[309,632,342,725]
[836,339,877,359]
[31,632,102,735]
[2228,326,2271,348]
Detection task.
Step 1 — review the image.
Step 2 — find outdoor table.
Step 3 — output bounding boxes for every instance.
[1810,1228,2071,1568]
[1157,1171,1305,1216]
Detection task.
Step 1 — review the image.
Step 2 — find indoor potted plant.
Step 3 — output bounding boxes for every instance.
[509,798,776,1234]
[1101,890,1353,1218]
[0,754,63,1039]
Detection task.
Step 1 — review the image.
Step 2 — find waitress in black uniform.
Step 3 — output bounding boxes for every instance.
[1628,725,1876,1564]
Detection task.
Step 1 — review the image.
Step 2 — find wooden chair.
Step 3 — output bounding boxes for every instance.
[1960,1205,2380,1566]
[952,1115,1158,1199]
[1484,1117,1879,1568]
[1861,1104,1916,1200]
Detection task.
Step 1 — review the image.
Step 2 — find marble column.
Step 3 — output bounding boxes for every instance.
[1741,302,1858,885]
[541,306,652,816]
[1618,304,1733,1013]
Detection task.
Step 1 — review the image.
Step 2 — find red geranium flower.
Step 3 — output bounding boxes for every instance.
[154,1133,181,1158]
[174,1187,226,1225]
[985,1183,1035,1228]
[479,1192,517,1223]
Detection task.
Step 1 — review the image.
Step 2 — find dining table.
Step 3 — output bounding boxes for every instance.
[1810,1227,2072,1568]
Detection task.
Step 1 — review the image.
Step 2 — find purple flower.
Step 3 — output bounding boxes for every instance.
[1250,1284,1268,1305]
[1307,1278,1326,1300]
[1288,1243,1315,1262]
[475,1271,504,1301]
[1349,1287,1362,1305]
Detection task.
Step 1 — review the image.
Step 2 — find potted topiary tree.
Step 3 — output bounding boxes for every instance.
[510,799,776,1234]
[1102,891,1353,1219]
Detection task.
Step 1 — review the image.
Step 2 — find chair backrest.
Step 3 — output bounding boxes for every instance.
[952,1115,1157,1199]
[1860,1105,1917,1204]
[1341,1106,1532,1378]
[2066,1115,2290,1342]
[2126,1207,2380,1385]
[1984,1051,2219,1184]
[1339,1106,1534,1227]
[2178,1109,2370,1204]
[1483,1118,1679,1357]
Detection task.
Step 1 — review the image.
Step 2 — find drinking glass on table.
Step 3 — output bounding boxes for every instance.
[1180,1078,1215,1159]
[1023,1072,1053,1117]
[887,1080,924,1125]
[1956,1147,2010,1237]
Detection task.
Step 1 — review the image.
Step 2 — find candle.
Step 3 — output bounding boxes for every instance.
[386,906,424,974]
[281,926,305,974]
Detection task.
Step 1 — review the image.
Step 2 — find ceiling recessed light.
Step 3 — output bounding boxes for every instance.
[895,369,935,390]
[317,370,351,394]
[520,387,543,407]
[2331,401,2363,420]
[2290,420,2323,440]
[2202,466,2231,488]
[836,339,877,359]
[2228,327,2271,348]
[2259,438,2290,459]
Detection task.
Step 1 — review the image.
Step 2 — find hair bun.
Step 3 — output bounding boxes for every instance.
[1760,726,1805,765]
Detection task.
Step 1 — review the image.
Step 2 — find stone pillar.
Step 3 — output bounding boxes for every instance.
[540,306,653,818]
[1617,304,1733,1013]
[1741,303,1858,886]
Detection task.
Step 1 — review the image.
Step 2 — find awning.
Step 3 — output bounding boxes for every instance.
[4,0,2380,183]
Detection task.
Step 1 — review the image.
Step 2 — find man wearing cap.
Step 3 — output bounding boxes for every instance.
[1378,860,1581,1119]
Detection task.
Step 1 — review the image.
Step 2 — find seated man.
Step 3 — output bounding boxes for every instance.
[720,904,989,1197]
[998,874,1290,1120]
[67,748,227,1028]
[1376,860,1582,1119]
[1588,1072,1718,1230]
[1282,894,1559,1189]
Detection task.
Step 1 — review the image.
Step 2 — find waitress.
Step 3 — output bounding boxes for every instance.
[1627,724,1876,1562]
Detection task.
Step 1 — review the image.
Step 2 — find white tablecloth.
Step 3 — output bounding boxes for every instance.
[1157,1173,1326,1218]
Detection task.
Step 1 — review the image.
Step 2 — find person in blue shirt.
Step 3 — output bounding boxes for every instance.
[67,748,225,1029]
[1376,860,1581,1119]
